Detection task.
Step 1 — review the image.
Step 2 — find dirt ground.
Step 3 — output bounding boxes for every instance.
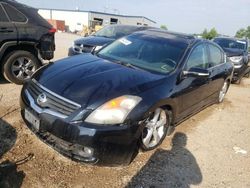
[0,33,250,188]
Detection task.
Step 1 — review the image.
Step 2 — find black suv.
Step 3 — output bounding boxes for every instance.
[0,0,55,84]
[213,37,249,82]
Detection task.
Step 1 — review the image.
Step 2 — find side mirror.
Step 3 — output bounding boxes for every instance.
[183,67,210,78]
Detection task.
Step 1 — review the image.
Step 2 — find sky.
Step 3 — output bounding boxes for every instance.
[17,0,250,36]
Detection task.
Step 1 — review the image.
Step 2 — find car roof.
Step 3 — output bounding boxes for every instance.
[134,29,197,44]
[104,24,152,29]
[1,0,20,4]
[1,0,36,9]
[1,0,17,2]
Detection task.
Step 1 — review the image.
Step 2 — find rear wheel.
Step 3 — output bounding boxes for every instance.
[218,81,229,103]
[141,108,171,151]
[2,50,41,85]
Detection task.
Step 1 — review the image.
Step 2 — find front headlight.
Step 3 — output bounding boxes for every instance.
[234,64,243,69]
[85,95,142,125]
[229,56,243,63]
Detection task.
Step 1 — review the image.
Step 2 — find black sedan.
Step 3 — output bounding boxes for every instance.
[20,29,233,166]
[68,24,152,56]
[213,37,249,83]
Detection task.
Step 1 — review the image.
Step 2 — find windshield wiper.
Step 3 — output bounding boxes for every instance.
[114,60,140,70]
[97,35,111,38]
[96,54,141,70]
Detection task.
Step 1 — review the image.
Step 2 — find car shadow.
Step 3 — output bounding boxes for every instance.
[0,118,25,188]
[127,132,202,188]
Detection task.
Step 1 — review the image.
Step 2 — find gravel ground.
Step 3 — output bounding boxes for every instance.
[0,33,250,188]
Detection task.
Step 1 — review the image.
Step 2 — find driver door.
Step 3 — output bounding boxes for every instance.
[178,43,211,118]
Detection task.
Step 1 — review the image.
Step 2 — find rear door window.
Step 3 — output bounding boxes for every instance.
[2,3,27,22]
[208,44,223,67]
[0,4,9,22]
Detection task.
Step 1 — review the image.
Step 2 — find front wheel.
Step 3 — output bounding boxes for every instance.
[218,81,229,103]
[141,108,171,151]
[2,50,41,85]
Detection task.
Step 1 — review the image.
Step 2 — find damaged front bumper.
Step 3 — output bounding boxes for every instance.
[20,88,141,166]
[232,63,250,82]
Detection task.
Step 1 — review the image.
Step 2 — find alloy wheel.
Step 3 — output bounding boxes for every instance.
[142,108,168,149]
[219,81,228,103]
[11,57,36,81]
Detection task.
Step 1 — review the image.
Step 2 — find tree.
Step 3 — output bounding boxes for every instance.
[235,28,246,38]
[246,26,250,38]
[160,25,168,30]
[209,28,218,39]
[201,28,218,40]
[235,26,250,38]
[202,29,208,39]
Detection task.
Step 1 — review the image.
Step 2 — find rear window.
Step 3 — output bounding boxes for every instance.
[25,8,52,28]
[2,3,27,22]
[0,5,9,22]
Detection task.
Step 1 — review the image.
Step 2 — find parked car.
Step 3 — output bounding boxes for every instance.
[213,37,249,83]
[68,24,152,56]
[248,45,250,62]
[20,29,233,166]
[0,0,55,84]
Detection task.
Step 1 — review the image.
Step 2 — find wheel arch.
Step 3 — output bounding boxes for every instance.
[160,104,175,124]
[0,43,41,67]
[226,78,231,84]
[140,103,175,151]
[146,101,177,125]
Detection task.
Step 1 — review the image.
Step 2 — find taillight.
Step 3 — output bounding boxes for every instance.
[49,28,57,34]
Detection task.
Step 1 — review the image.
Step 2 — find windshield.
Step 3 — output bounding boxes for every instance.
[214,38,247,50]
[98,34,188,74]
[93,25,140,39]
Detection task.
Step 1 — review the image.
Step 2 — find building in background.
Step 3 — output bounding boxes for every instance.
[38,9,156,33]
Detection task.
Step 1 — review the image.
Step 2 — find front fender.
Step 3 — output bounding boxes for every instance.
[127,86,178,126]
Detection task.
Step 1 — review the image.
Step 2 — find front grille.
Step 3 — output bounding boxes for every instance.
[27,80,81,117]
[74,44,94,53]
[82,45,94,53]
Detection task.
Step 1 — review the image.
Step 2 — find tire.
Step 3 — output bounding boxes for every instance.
[231,79,239,84]
[218,80,229,103]
[141,108,172,151]
[2,50,41,85]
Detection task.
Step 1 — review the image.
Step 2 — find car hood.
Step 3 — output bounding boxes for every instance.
[223,48,244,57]
[74,36,114,47]
[33,54,166,108]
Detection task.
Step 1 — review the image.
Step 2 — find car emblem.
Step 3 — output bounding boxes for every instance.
[37,93,47,105]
